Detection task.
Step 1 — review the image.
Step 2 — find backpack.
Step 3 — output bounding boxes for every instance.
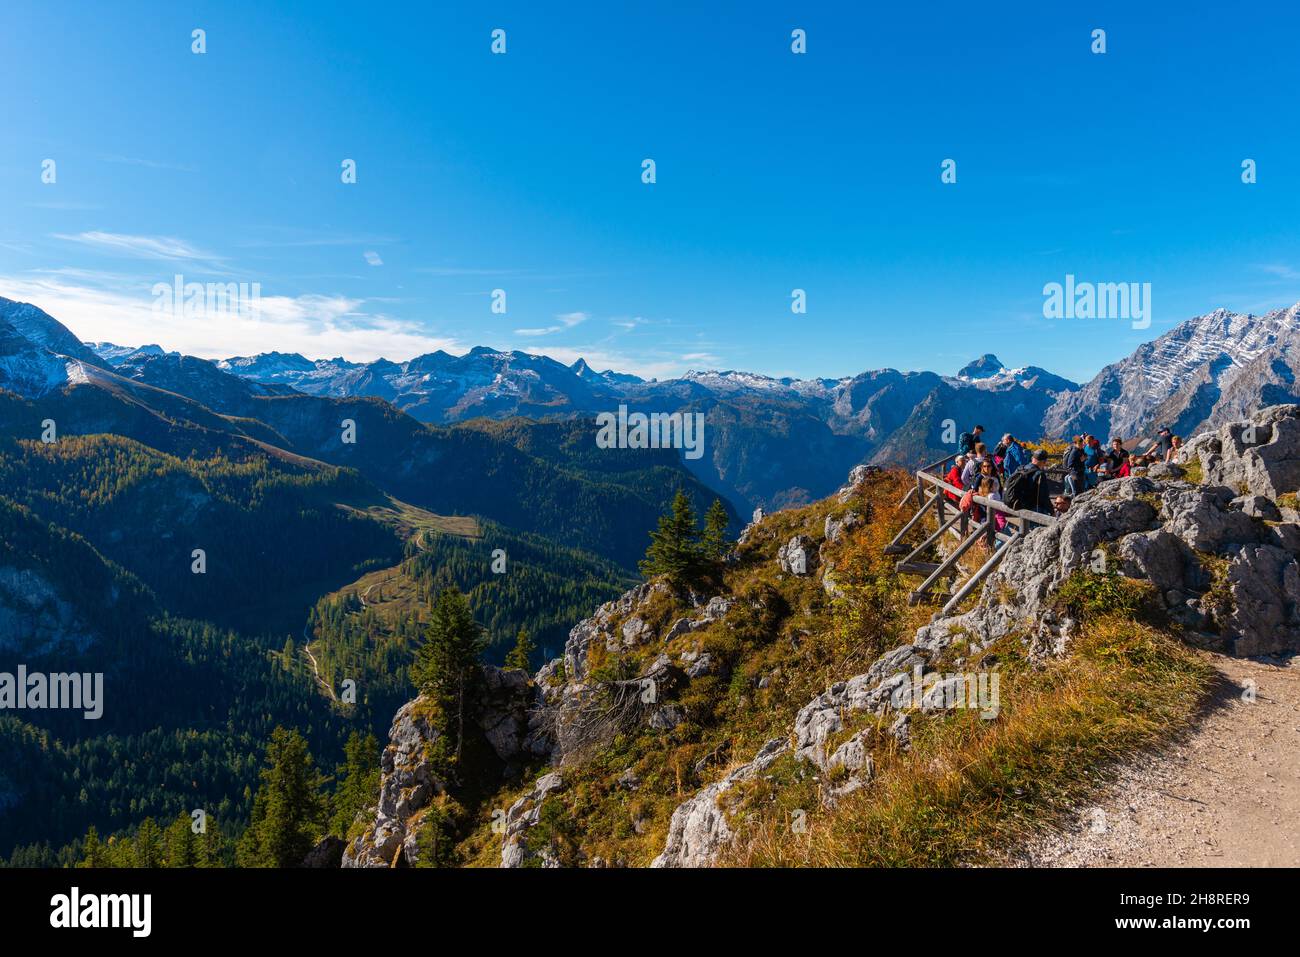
[1004,465,1038,510]
[958,431,977,455]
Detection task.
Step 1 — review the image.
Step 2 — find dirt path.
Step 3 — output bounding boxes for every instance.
[301,622,336,701]
[1016,654,1300,867]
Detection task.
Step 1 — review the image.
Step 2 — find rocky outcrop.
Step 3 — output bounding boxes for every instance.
[561,581,671,682]
[0,566,95,656]
[652,433,1300,866]
[342,697,445,868]
[837,464,880,504]
[777,535,817,576]
[345,659,562,867]
[825,510,864,544]
[1182,404,1300,499]
[651,738,787,868]
[478,665,548,771]
[500,771,566,868]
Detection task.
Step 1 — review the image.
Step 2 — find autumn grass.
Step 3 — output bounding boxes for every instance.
[727,614,1213,867]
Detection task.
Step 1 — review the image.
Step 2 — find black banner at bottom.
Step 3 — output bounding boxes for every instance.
[0,866,1279,943]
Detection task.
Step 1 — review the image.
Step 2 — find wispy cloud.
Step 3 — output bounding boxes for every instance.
[100,154,200,173]
[517,343,683,381]
[53,231,222,263]
[0,275,461,362]
[416,265,522,277]
[236,229,400,249]
[363,251,383,266]
[514,311,589,337]
[1254,263,1300,281]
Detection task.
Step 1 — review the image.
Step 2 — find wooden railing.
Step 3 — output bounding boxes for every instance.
[886,454,1057,619]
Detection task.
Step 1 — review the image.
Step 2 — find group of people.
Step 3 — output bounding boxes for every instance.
[943,425,1058,520]
[1060,427,1182,496]
[941,422,1181,521]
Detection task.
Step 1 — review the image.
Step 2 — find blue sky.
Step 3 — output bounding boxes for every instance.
[3,0,1300,381]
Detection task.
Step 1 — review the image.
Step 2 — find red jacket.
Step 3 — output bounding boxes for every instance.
[944,465,963,502]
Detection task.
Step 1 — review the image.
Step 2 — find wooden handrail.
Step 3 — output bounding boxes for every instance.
[915,470,1056,526]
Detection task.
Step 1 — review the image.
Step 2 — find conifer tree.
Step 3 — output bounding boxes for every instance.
[639,489,703,588]
[700,498,732,565]
[163,813,197,868]
[330,731,380,837]
[504,627,535,672]
[77,825,106,868]
[235,727,324,867]
[197,825,226,868]
[411,587,486,763]
[134,817,164,868]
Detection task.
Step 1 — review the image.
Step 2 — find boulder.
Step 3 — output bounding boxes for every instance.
[1220,544,1300,656]
[777,535,818,576]
[1161,485,1261,553]
[1184,405,1300,499]
[824,511,864,544]
[1116,529,1201,596]
[1231,494,1282,522]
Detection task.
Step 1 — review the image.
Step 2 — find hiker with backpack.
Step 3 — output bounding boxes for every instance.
[1001,433,1026,478]
[1063,436,1087,496]
[958,424,985,457]
[1005,448,1053,515]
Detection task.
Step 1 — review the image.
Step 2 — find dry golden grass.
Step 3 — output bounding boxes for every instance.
[726,616,1212,867]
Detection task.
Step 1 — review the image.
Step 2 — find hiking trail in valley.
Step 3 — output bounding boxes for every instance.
[1014,653,1300,867]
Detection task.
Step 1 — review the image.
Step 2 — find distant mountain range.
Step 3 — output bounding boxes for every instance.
[6,295,1300,511]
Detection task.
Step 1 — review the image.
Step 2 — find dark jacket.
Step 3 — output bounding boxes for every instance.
[1007,464,1052,514]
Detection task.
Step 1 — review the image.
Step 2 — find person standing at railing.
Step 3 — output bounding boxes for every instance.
[979,477,1007,535]
[1001,434,1026,478]
[977,457,1003,495]
[944,455,967,503]
[961,442,988,488]
[1005,448,1054,515]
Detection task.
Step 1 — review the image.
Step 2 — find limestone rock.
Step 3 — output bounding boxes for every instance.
[1184,405,1300,499]
[777,535,818,576]
[824,510,864,544]
[342,697,445,868]
[651,738,787,868]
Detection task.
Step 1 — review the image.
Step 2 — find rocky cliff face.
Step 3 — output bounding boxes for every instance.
[352,408,1300,868]
[342,664,541,868]
[652,405,1300,866]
